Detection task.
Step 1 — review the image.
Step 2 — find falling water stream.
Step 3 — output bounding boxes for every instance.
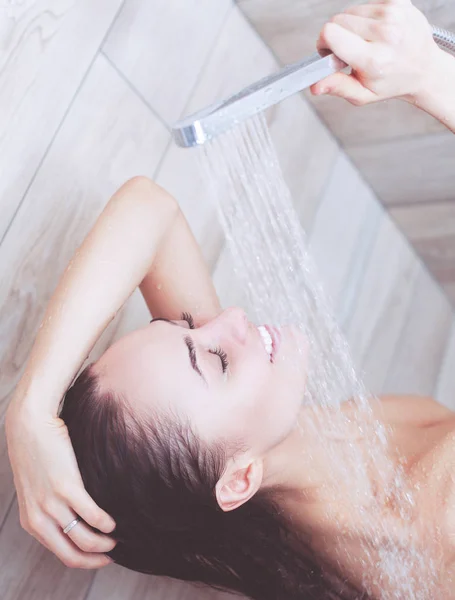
[198,113,439,599]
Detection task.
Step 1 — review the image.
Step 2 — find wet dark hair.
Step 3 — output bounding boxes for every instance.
[59,363,367,599]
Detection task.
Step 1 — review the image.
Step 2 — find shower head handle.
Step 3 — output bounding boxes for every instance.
[172,52,347,148]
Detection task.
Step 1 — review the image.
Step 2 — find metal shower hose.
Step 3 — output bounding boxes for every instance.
[432,25,455,55]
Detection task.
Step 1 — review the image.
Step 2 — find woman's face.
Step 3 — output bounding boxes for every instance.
[94,307,309,456]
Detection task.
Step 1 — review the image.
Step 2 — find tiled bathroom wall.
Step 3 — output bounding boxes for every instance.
[237,0,455,305]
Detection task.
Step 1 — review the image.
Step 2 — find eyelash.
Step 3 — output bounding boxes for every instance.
[181,312,195,329]
[210,346,229,373]
[181,311,229,374]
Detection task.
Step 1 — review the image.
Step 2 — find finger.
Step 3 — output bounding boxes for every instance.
[330,14,387,42]
[57,508,117,554]
[66,486,116,534]
[347,3,406,24]
[345,4,391,20]
[316,22,372,72]
[66,519,117,553]
[310,72,378,106]
[29,515,113,569]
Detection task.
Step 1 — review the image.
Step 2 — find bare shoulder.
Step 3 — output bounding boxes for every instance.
[375,394,455,426]
[426,427,455,562]
[392,400,455,571]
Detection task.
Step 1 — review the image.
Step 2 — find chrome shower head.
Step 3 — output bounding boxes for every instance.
[172,52,347,148]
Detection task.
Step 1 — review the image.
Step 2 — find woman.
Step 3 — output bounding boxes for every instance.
[5,1,455,598]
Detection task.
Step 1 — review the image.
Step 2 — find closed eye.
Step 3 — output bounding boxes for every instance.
[209,347,229,373]
[149,315,228,382]
[149,316,206,382]
[184,336,206,382]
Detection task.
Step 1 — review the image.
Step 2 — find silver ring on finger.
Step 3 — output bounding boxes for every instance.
[63,516,81,535]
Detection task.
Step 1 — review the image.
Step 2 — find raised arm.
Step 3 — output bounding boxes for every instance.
[311,0,455,135]
[5,175,221,569]
[408,48,455,135]
[9,176,220,418]
[138,185,222,326]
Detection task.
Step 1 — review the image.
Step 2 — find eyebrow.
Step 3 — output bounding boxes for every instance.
[149,317,207,384]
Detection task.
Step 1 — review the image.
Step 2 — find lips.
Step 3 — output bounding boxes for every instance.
[259,324,281,362]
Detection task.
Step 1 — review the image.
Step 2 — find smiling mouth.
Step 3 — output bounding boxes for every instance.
[257,325,281,363]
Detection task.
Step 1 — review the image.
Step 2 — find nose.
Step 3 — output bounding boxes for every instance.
[208,307,249,345]
[225,307,249,343]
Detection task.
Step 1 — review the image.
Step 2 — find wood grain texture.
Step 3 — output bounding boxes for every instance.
[0,500,94,600]
[390,200,455,291]
[305,94,446,146]
[238,0,359,63]
[308,152,383,315]
[238,0,455,65]
[182,6,276,116]
[103,0,233,124]
[444,281,455,304]
[155,5,277,274]
[341,216,422,395]
[86,562,239,600]
[0,0,124,242]
[382,265,453,396]
[436,316,455,409]
[347,132,455,207]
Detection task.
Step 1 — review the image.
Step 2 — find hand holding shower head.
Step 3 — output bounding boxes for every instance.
[172,53,347,148]
[172,26,455,149]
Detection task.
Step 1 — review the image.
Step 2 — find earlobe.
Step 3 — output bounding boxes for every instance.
[216,459,263,512]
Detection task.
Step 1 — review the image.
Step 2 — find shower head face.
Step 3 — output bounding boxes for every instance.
[172,53,347,148]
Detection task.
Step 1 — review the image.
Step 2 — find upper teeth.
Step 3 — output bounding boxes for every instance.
[258,325,273,358]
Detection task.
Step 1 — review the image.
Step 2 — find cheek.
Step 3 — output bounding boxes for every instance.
[229,363,286,433]
[202,362,270,440]
[200,345,306,448]
[235,358,271,403]
[242,348,306,447]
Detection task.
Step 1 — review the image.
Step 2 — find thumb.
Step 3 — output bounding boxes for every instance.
[310,72,378,106]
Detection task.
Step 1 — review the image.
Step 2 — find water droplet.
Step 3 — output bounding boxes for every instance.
[196,110,435,595]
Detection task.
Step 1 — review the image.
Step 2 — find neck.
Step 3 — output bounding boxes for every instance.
[262,399,397,507]
[262,409,330,497]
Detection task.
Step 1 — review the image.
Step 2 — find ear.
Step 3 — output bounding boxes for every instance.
[215,459,264,512]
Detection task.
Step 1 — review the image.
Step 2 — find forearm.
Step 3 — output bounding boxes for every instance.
[10,177,178,417]
[139,207,222,325]
[404,49,455,134]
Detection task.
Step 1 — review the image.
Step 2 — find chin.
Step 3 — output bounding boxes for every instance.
[276,325,309,390]
[288,324,310,353]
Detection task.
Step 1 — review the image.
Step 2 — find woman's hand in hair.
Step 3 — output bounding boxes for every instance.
[311,0,442,106]
[5,402,117,569]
